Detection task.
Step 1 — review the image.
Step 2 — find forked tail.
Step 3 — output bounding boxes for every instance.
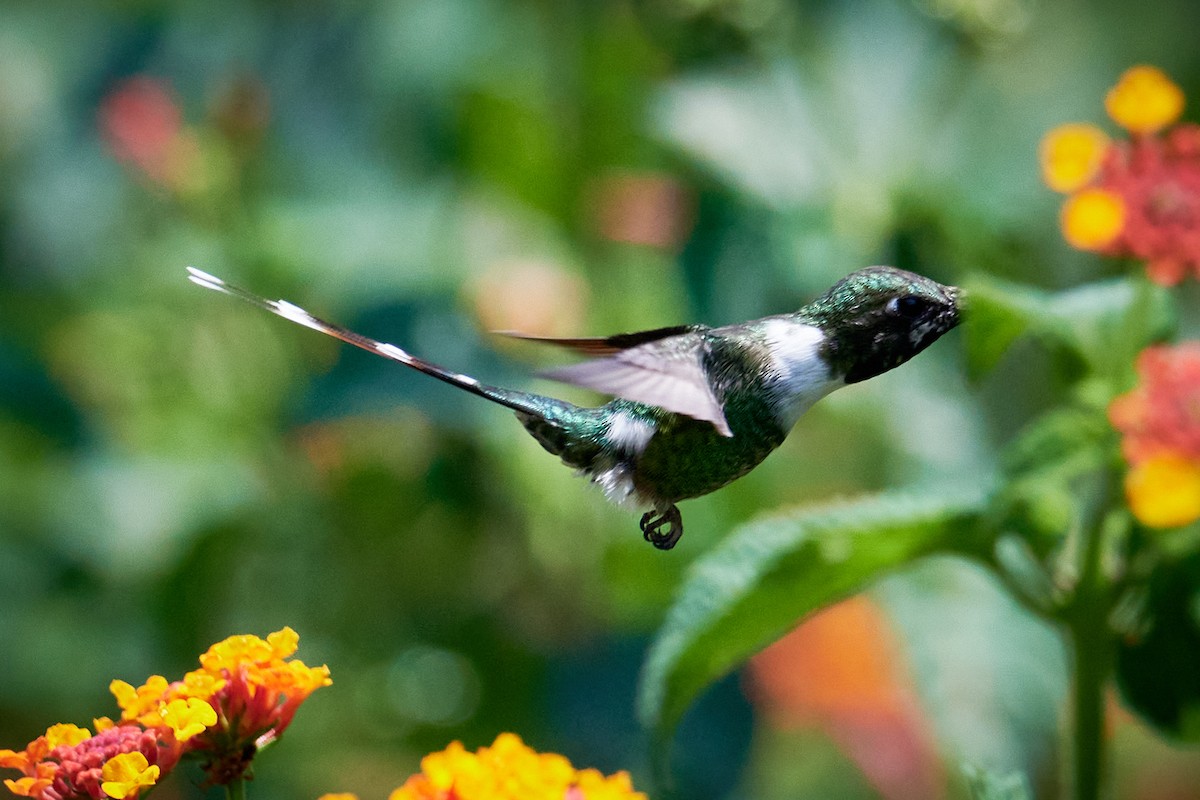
[186,267,552,419]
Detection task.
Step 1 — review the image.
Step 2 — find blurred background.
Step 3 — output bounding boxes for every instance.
[3,0,1200,798]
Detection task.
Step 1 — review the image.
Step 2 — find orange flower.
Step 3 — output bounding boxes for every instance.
[746,596,942,800]
[111,627,330,786]
[1110,344,1200,529]
[1106,66,1185,134]
[1125,454,1200,529]
[1060,188,1126,250]
[1040,124,1110,192]
[1042,66,1200,284]
[387,734,646,800]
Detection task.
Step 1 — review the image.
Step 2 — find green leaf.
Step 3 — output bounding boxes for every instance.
[1043,277,1175,380]
[637,490,987,745]
[960,275,1047,381]
[989,407,1115,549]
[960,274,1175,382]
[1116,550,1200,741]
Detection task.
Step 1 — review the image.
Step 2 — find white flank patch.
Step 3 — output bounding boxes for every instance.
[761,318,839,430]
[271,300,325,333]
[592,463,641,508]
[606,411,656,455]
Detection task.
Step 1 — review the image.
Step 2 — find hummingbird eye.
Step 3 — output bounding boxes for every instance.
[886,295,925,318]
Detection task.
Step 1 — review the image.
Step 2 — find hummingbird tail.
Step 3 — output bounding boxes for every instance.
[185,267,555,418]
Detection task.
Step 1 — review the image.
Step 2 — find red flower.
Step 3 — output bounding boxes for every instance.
[1110,344,1200,528]
[1042,66,1200,285]
[97,76,200,191]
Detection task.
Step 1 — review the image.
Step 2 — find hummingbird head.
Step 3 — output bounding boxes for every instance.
[805,266,961,384]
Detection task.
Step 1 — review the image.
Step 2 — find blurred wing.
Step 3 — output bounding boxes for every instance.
[498,325,698,357]
[537,331,733,437]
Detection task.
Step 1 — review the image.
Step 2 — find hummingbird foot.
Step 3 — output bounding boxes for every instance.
[640,505,683,550]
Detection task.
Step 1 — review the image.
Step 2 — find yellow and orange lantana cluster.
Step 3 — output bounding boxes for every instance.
[320,734,647,800]
[1110,344,1200,529]
[1,628,330,800]
[1041,66,1200,285]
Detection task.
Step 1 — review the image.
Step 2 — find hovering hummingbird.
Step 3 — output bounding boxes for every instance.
[187,265,960,550]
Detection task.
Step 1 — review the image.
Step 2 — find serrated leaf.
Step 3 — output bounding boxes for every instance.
[637,490,987,746]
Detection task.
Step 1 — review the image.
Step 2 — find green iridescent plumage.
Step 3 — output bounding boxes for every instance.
[188,265,960,551]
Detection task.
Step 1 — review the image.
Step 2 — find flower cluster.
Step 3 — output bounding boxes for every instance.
[1041,66,1200,285]
[111,626,331,785]
[321,734,647,800]
[1,628,330,800]
[0,724,176,800]
[1109,344,1200,529]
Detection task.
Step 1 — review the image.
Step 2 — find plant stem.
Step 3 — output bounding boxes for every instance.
[226,778,246,800]
[1066,473,1116,800]
[1069,600,1110,800]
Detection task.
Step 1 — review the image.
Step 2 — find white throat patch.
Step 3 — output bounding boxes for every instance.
[761,318,840,430]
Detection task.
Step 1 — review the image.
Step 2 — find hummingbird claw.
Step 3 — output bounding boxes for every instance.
[640,505,683,550]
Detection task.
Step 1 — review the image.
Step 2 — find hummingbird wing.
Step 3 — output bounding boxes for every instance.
[504,327,733,437]
[498,325,697,356]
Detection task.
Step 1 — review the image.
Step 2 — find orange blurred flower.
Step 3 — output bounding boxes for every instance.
[746,596,942,800]
[1041,124,1110,192]
[1106,66,1185,135]
[1125,454,1200,529]
[1060,188,1126,250]
[1110,343,1200,529]
[1042,66,1200,284]
[111,627,330,786]
[386,733,646,800]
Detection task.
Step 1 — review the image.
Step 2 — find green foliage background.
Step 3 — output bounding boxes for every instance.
[2,1,1200,798]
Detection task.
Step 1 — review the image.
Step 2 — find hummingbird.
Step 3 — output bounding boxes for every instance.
[187,265,960,550]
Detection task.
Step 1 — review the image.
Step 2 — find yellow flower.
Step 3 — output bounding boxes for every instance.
[1106,65,1185,134]
[111,675,172,722]
[388,734,647,800]
[1039,123,1110,192]
[43,724,91,749]
[100,752,160,799]
[1126,453,1200,528]
[317,795,360,800]
[159,697,217,742]
[199,627,300,673]
[1060,188,1125,250]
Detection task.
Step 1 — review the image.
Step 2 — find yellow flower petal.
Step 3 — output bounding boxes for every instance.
[44,723,91,749]
[1061,188,1126,250]
[159,697,217,741]
[1127,454,1200,529]
[1106,65,1185,134]
[1040,123,1110,192]
[100,752,160,799]
[317,794,360,800]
